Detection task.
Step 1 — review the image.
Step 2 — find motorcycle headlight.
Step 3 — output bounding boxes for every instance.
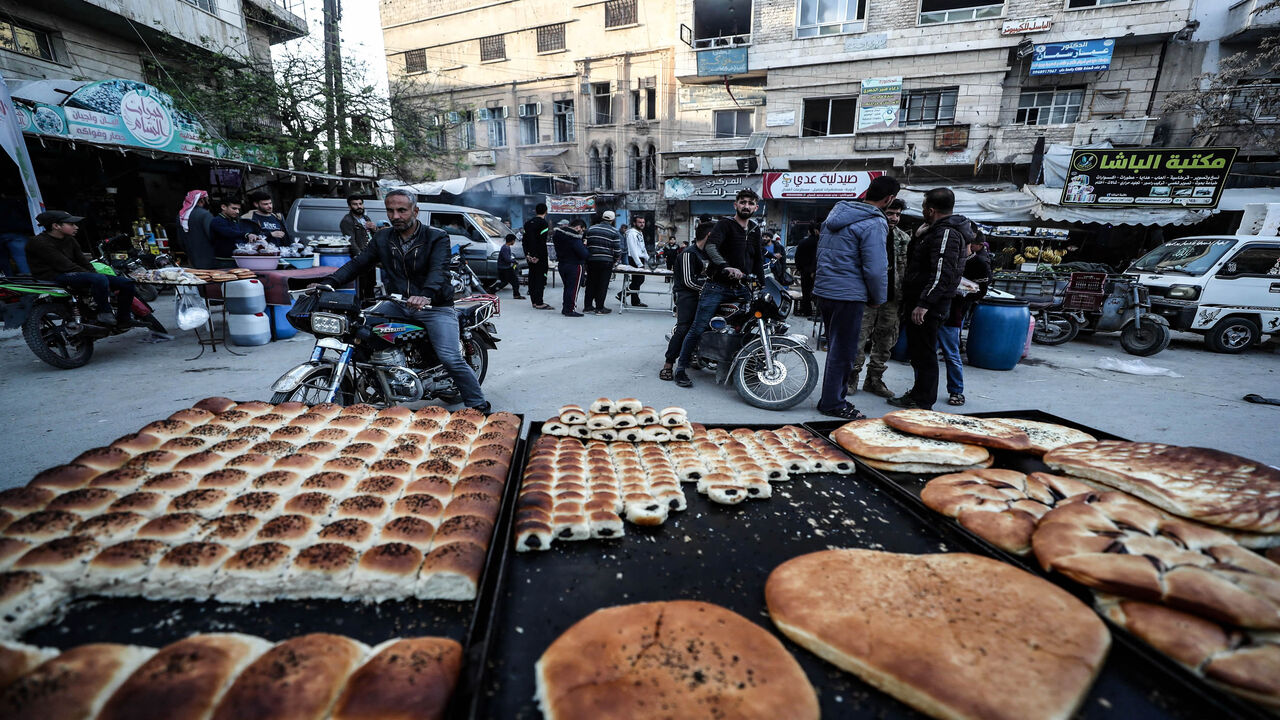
[311,312,347,335]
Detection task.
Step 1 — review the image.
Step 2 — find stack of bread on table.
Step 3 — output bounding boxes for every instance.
[0,631,461,720]
[517,409,854,551]
[0,397,520,639]
[836,409,1280,710]
[542,398,694,442]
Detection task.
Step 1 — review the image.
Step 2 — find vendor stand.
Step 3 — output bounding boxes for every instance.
[614,265,674,313]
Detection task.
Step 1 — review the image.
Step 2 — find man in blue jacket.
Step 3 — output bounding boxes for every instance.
[812,175,900,419]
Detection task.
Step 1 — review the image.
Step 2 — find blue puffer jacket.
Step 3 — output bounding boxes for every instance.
[813,200,889,305]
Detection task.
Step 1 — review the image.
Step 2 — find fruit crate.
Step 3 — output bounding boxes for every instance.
[1063,272,1109,312]
[991,272,1069,305]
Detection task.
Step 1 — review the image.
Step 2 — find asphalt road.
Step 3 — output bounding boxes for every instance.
[2,274,1278,488]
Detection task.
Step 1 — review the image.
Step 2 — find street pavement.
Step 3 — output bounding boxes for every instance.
[2,273,1278,489]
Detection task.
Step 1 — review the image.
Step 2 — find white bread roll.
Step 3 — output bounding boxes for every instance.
[0,643,155,720]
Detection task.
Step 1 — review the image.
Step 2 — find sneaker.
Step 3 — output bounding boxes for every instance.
[513,295,525,300]
[948,393,966,406]
[562,311,584,317]
[819,404,867,420]
[595,307,612,314]
[95,311,117,325]
[673,369,693,388]
[472,401,493,414]
[863,377,894,399]
[632,301,649,308]
[615,291,624,301]
[887,393,921,409]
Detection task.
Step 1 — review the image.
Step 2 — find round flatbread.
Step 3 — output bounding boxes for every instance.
[535,600,818,720]
[882,410,1034,452]
[921,469,1094,554]
[858,456,994,474]
[767,549,1110,720]
[831,419,989,465]
[987,418,1096,455]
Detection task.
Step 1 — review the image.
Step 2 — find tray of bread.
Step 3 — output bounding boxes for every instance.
[811,410,1278,718]
[0,397,527,716]
[468,413,1234,720]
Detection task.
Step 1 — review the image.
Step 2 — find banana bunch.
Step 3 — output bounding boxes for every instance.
[1024,246,1042,260]
[1040,249,1064,264]
[1014,254,1026,264]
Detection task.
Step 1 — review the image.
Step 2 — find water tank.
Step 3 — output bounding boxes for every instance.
[224,279,266,315]
[967,298,1031,371]
[227,311,271,346]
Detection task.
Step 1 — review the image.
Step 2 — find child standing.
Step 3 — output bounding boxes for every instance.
[493,236,524,299]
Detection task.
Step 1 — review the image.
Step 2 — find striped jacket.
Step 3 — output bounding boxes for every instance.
[584,223,621,263]
[901,213,971,320]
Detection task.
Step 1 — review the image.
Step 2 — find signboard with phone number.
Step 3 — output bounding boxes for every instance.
[1060,148,1237,209]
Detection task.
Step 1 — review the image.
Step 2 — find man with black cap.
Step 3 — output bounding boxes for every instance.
[27,211,137,326]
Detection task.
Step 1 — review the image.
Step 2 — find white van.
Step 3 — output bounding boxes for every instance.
[1127,235,1280,353]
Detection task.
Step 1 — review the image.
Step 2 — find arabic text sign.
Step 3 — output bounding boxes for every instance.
[546,195,596,214]
[1060,148,1238,209]
[677,84,766,109]
[663,175,763,201]
[762,171,884,199]
[857,77,902,131]
[1030,39,1114,76]
[1002,17,1052,35]
[697,48,749,76]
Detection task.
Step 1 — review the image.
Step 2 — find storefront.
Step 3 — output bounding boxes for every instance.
[760,171,885,246]
[661,174,763,242]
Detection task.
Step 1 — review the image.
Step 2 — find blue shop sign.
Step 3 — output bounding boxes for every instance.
[1030,39,1114,76]
[697,48,749,76]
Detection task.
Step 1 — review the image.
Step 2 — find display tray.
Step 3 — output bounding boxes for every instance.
[468,421,1229,720]
[805,411,1269,720]
[19,420,529,720]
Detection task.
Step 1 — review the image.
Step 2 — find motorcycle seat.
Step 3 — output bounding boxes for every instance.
[455,300,488,328]
[4,274,64,287]
[1028,300,1058,310]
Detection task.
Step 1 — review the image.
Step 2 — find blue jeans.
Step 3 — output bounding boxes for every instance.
[55,272,136,320]
[0,233,29,275]
[412,306,486,408]
[938,325,964,395]
[676,280,750,370]
[817,298,866,412]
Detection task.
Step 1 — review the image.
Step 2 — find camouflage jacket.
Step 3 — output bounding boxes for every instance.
[890,225,910,302]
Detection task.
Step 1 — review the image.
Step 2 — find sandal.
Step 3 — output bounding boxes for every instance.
[819,404,867,420]
[948,393,965,406]
[659,367,674,381]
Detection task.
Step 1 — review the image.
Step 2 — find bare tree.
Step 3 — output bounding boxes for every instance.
[1162,35,1280,153]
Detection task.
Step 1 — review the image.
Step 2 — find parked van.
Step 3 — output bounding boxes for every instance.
[1126,235,1280,353]
[285,197,524,282]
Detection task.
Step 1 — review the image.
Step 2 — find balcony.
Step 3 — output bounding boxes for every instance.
[242,0,308,44]
[1225,0,1280,40]
[687,0,752,49]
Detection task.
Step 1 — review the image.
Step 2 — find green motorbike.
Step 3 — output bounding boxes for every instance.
[0,261,168,369]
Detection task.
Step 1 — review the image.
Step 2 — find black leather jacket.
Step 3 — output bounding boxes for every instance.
[326,222,454,307]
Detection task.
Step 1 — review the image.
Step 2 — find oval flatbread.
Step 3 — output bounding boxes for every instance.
[987,418,1096,455]
[859,456,994,474]
[921,469,1094,554]
[832,419,989,465]
[535,600,818,720]
[883,410,1034,452]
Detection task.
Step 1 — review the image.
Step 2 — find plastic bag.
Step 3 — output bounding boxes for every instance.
[1095,357,1182,378]
[175,285,210,331]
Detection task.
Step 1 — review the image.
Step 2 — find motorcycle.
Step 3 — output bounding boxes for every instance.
[269,258,500,407]
[685,274,819,410]
[1031,272,1170,356]
[98,233,166,302]
[0,261,169,369]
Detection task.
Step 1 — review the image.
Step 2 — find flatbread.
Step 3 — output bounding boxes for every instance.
[859,456,994,474]
[1043,441,1280,533]
[921,469,1093,554]
[883,410,1034,452]
[535,600,818,720]
[832,419,990,465]
[766,549,1110,720]
[986,418,1096,455]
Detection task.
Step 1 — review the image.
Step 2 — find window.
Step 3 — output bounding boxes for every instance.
[1015,87,1084,125]
[479,34,506,61]
[554,99,575,142]
[605,0,638,28]
[900,87,958,127]
[796,0,867,37]
[802,96,857,136]
[645,87,657,120]
[181,0,216,12]
[629,145,643,189]
[602,145,615,190]
[589,147,602,189]
[632,90,643,121]
[592,82,614,124]
[1230,79,1280,121]
[1067,0,1146,7]
[404,49,427,73]
[519,103,540,145]
[487,116,506,148]
[1223,246,1280,277]
[0,19,54,61]
[454,110,476,149]
[919,0,1003,25]
[537,23,566,52]
[427,119,446,151]
[715,109,754,138]
[645,145,657,189]
[693,0,752,48]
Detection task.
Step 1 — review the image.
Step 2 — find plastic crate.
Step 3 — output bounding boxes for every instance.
[991,274,1069,304]
[1067,272,1107,294]
[1063,291,1105,312]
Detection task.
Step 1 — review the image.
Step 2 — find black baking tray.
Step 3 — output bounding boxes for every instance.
[21,415,529,720]
[468,421,1232,719]
[805,412,1268,720]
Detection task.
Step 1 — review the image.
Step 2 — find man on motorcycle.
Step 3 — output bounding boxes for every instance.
[26,211,136,326]
[319,189,491,413]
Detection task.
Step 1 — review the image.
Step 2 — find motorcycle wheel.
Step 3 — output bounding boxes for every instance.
[23,302,94,369]
[270,365,360,405]
[732,339,819,411]
[134,283,160,302]
[1032,312,1079,346]
[1120,317,1172,357]
[464,340,489,385]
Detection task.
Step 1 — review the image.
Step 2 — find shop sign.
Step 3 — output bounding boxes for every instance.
[857,77,902,131]
[844,33,888,53]
[696,48,749,76]
[1030,39,1114,76]
[1001,17,1052,35]
[677,84,766,109]
[765,110,795,127]
[547,195,596,213]
[663,174,763,201]
[1061,147,1238,208]
[762,171,885,199]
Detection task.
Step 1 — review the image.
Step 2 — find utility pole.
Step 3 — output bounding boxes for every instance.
[322,0,345,175]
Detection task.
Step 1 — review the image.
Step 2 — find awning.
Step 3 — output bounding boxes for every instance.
[524,147,570,158]
[897,183,1038,223]
[1024,185,1216,226]
[1218,187,1280,211]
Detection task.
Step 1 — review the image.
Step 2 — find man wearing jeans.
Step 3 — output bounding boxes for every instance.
[322,190,490,412]
[673,189,763,388]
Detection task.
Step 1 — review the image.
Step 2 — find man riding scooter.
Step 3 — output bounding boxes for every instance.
[26,211,138,326]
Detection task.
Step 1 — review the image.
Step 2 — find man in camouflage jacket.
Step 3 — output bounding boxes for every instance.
[850,198,910,398]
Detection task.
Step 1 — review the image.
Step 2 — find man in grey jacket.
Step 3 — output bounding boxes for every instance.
[812,175,900,419]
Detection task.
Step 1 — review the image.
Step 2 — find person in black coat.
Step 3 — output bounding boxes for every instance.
[551,218,589,317]
[660,221,712,381]
[794,222,820,316]
[521,203,552,309]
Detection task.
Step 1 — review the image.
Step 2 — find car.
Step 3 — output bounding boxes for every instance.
[284,197,524,283]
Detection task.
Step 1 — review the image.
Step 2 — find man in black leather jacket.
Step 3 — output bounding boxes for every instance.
[322,189,490,412]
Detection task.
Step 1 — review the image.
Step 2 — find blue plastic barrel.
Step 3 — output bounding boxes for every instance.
[319,252,351,268]
[967,298,1031,370]
[891,328,909,362]
[269,303,296,340]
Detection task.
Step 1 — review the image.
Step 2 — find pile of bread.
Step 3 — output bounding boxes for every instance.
[838,410,1280,711]
[0,632,460,720]
[0,398,520,639]
[542,398,694,442]
[183,267,258,284]
[516,424,854,552]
